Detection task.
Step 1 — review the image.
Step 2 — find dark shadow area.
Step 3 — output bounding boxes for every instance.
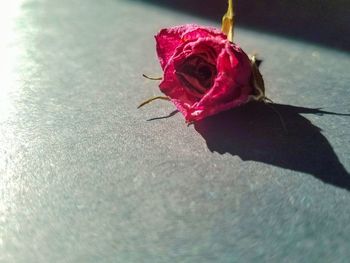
[194,102,350,191]
[147,110,179,121]
[133,0,350,51]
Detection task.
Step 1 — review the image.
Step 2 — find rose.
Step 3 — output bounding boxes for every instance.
[155,24,255,122]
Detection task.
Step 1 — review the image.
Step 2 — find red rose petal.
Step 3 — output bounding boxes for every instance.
[155,24,254,122]
[155,24,226,70]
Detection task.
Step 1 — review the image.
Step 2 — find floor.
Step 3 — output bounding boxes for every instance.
[1,0,350,262]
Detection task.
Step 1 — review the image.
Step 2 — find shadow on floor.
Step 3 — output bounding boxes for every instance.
[194,102,350,191]
[133,0,350,51]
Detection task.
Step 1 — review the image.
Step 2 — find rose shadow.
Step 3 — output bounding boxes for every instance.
[194,102,350,191]
[147,110,179,121]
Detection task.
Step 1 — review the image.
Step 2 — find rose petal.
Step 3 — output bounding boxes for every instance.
[186,44,252,121]
[155,24,226,69]
[155,25,254,122]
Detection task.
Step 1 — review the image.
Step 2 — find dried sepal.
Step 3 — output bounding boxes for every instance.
[250,55,265,100]
[142,74,162,81]
[137,96,169,109]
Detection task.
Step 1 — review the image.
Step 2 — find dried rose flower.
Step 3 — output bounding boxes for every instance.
[155,24,256,122]
[139,0,266,123]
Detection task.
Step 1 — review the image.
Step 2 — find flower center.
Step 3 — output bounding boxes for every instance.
[175,55,217,98]
[198,65,213,81]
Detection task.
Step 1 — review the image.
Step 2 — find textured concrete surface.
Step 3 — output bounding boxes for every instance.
[1,0,350,262]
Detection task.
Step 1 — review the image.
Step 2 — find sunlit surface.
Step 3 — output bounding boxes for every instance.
[0,1,23,258]
[0,0,349,262]
[0,1,23,120]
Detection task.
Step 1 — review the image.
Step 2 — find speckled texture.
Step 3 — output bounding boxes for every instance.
[0,0,350,262]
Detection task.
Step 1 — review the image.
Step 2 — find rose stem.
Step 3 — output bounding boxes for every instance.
[137,96,170,109]
[221,0,235,42]
[142,74,162,81]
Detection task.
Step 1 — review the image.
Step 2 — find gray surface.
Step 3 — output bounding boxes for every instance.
[1,0,350,262]
[134,0,350,50]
